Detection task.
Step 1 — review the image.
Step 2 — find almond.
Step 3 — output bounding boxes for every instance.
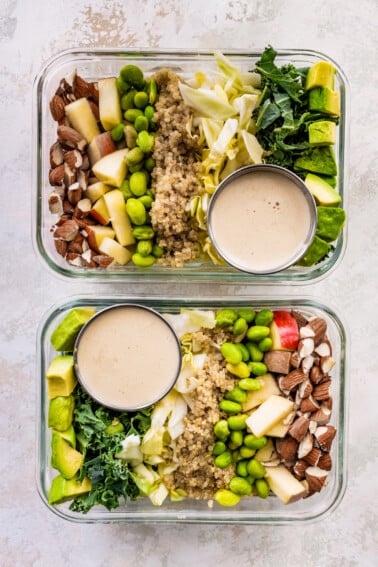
[322,397,333,411]
[81,248,97,268]
[305,466,328,493]
[50,95,66,121]
[93,254,114,268]
[54,238,67,257]
[88,81,99,103]
[77,169,89,191]
[311,407,331,425]
[50,142,64,168]
[301,355,315,374]
[308,318,327,345]
[48,192,64,215]
[64,163,76,186]
[54,219,79,241]
[67,233,84,254]
[75,217,97,228]
[73,74,91,99]
[81,154,91,170]
[298,338,315,358]
[300,396,320,413]
[315,342,331,357]
[291,310,308,328]
[320,356,335,374]
[62,199,74,215]
[314,425,336,451]
[318,453,332,471]
[67,182,82,205]
[89,100,100,121]
[66,252,84,267]
[279,369,306,392]
[289,416,310,442]
[310,365,325,385]
[297,432,314,459]
[313,379,331,401]
[298,379,313,399]
[293,459,308,479]
[73,198,92,219]
[299,326,315,339]
[290,351,301,369]
[303,447,321,466]
[276,437,298,462]
[57,125,87,151]
[49,164,65,186]
[64,149,83,170]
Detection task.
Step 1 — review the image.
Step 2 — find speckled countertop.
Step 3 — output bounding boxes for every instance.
[1,1,377,565]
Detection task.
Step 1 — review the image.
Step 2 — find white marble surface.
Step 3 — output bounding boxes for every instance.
[1,0,377,565]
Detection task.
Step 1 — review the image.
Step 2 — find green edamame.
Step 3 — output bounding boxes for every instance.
[237,308,255,323]
[148,79,158,104]
[136,240,153,257]
[246,342,264,362]
[144,105,155,122]
[243,434,268,450]
[248,362,268,376]
[212,441,226,456]
[255,478,270,498]
[214,489,240,507]
[214,451,232,468]
[124,108,144,123]
[236,460,249,478]
[246,326,271,342]
[126,147,144,166]
[233,317,247,336]
[235,343,250,362]
[219,400,242,414]
[134,115,149,132]
[121,90,136,110]
[120,65,144,88]
[258,337,273,352]
[255,309,274,326]
[214,419,230,441]
[226,361,250,379]
[246,458,266,479]
[128,162,143,173]
[238,378,262,391]
[229,430,244,448]
[229,477,252,496]
[116,76,129,95]
[120,180,133,200]
[134,91,149,109]
[129,171,148,196]
[138,194,153,209]
[132,225,155,240]
[152,244,164,258]
[137,131,154,153]
[110,123,125,142]
[224,386,247,404]
[221,342,242,365]
[124,124,138,148]
[126,198,146,225]
[144,156,156,172]
[131,253,156,267]
[215,309,237,327]
[239,446,256,459]
[227,414,248,431]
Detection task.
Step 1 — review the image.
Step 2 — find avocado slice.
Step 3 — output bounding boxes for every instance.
[320,175,337,188]
[308,87,340,116]
[316,206,346,242]
[48,395,75,431]
[308,121,336,146]
[305,173,341,206]
[51,432,84,479]
[297,235,331,266]
[53,425,76,449]
[294,146,337,176]
[46,355,77,399]
[50,307,96,352]
[48,474,91,505]
[305,61,336,90]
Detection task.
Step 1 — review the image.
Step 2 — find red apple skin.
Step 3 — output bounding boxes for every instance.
[88,132,117,165]
[270,311,299,351]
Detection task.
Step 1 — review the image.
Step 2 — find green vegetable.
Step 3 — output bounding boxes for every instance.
[246,326,270,342]
[132,253,156,267]
[126,198,147,225]
[224,386,247,404]
[254,309,274,327]
[255,478,270,498]
[214,451,232,468]
[215,309,238,327]
[316,206,346,241]
[214,489,240,507]
[246,458,266,479]
[212,441,227,456]
[297,235,331,266]
[229,477,252,496]
[129,171,148,196]
[221,342,243,365]
[120,65,144,88]
[219,400,242,414]
[110,124,125,142]
[134,91,149,109]
[214,419,230,441]
[238,377,261,391]
[294,146,337,176]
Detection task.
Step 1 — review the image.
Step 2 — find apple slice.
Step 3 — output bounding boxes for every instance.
[103,190,135,246]
[265,465,307,504]
[269,311,299,351]
[65,98,100,143]
[86,225,115,253]
[98,77,122,130]
[90,196,110,225]
[99,237,131,266]
[85,182,112,203]
[265,418,291,438]
[92,149,128,188]
[246,395,294,437]
[88,132,117,166]
[242,373,280,412]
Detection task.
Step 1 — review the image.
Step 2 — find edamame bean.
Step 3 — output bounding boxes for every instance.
[214,419,230,441]
[221,342,242,365]
[237,308,255,323]
[138,194,153,209]
[152,244,164,258]
[226,361,250,379]
[214,451,232,468]
[246,459,266,479]
[124,124,138,148]
[144,156,156,172]
[120,179,133,200]
[124,108,144,123]
[236,460,249,478]
[224,386,247,404]
[126,147,144,167]
[135,115,149,132]
[144,105,155,122]
[229,477,252,496]
[239,446,256,459]
[136,240,153,257]
[233,317,247,336]
[248,362,268,376]
[229,430,244,447]
[254,309,274,327]
[134,91,149,109]
[235,343,249,362]
[137,131,154,153]
[219,400,242,414]
[215,309,237,327]
[246,342,264,362]
[148,79,158,104]
[244,434,268,450]
[255,478,270,499]
[212,441,226,456]
[258,337,273,352]
[129,171,148,196]
[214,489,240,507]
[227,414,248,431]
[246,326,271,342]
[120,65,144,88]
[128,162,143,173]
[238,378,262,391]
[121,89,136,110]
[132,225,155,240]
[110,123,125,142]
[116,76,129,95]
[126,198,146,225]
[131,253,156,267]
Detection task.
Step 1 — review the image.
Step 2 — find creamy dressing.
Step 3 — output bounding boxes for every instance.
[209,170,313,273]
[75,306,181,410]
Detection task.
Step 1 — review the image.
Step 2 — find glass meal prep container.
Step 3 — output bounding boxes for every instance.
[33,49,349,284]
[36,295,348,524]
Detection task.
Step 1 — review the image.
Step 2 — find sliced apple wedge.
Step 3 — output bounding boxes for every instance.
[103,190,135,246]
[92,149,128,188]
[246,395,294,437]
[265,465,307,504]
[86,225,115,253]
[269,311,299,351]
[265,419,291,438]
[85,182,112,203]
[88,132,117,166]
[99,237,131,266]
[65,98,100,143]
[242,373,280,412]
[98,77,122,130]
[90,196,110,225]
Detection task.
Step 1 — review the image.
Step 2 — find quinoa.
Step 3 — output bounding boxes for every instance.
[165,328,236,500]
[150,69,203,267]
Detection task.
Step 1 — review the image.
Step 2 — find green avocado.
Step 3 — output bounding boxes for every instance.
[316,206,346,242]
[294,146,337,176]
[305,173,341,206]
[305,61,336,90]
[50,307,96,352]
[320,175,337,188]
[48,395,74,431]
[308,120,336,146]
[48,474,91,505]
[308,87,340,116]
[297,235,331,266]
[51,432,84,479]
[53,425,76,449]
[46,355,76,399]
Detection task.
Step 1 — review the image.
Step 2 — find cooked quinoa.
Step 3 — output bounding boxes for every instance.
[150,69,203,267]
[165,328,236,500]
